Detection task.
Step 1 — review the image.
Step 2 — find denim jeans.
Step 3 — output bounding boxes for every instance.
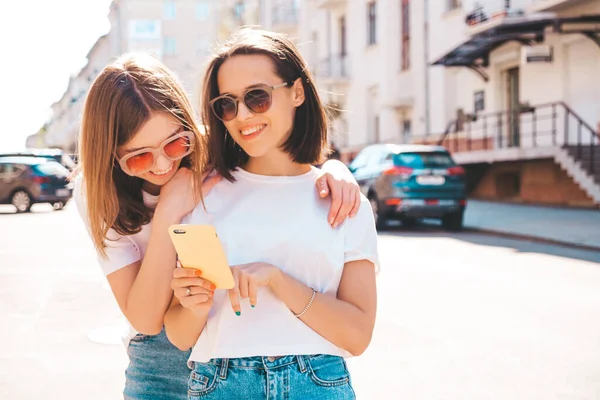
[188,354,356,400]
[124,328,192,400]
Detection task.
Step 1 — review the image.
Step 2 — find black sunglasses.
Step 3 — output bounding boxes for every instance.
[209,81,294,122]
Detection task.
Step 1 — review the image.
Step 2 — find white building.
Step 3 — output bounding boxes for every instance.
[284,0,599,206]
[45,35,111,151]
[293,0,432,159]
[40,0,600,207]
[43,0,225,150]
[108,0,224,103]
[290,0,599,161]
[430,0,600,207]
[432,0,600,143]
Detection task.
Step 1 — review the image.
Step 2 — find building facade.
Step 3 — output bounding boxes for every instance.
[39,0,600,207]
[299,0,598,158]
[283,0,599,207]
[295,0,446,160]
[44,35,111,152]
[431,0,600,207]
[43,0,226,150]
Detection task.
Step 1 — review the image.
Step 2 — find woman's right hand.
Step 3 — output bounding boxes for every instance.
[158,167,222,220]
[171,262,216,316]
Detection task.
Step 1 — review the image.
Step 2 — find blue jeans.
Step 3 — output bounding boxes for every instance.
[124,328,192,400]
[188,355,356,400]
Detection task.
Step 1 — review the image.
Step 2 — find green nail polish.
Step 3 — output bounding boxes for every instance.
[251,305,255,308]
[235,311,241,316]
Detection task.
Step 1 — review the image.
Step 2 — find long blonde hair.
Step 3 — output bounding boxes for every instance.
[78,53,207,257]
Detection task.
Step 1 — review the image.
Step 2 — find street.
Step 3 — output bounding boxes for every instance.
[2,203,600,399]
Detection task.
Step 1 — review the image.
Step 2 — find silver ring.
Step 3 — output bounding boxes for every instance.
[186,287,192,296]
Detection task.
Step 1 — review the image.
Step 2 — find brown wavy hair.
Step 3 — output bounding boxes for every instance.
[78,53,208,257]
[201,28,329,181]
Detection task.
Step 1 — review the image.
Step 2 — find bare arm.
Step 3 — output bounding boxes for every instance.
[164,295,207,351]
[317,159,361,228]
[107,169,221,334]
[273,260,376,356]
[229,259,377,356]
[106,210,183,334]
[164,266,215,350]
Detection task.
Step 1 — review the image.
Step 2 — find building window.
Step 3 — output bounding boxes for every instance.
[196,2,210,20]
[130,20,161,39]
[402,120,411,143]
[367,2,377,46]
[197,38,210,55]
[340,16,347,56]
[163,1,176,20]
[234,1,245,21]
[474,90,485,112]
[374,115,380,143]
[401,0,410,70]
[163,37,177,56]
[447,0,462,10]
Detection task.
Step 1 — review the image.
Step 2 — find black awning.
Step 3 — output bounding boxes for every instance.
[432,14,600,80]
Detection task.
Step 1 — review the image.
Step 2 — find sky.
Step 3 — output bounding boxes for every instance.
[0,0,113,151]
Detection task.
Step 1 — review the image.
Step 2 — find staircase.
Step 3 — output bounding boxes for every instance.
[555,145,600,203]
[437,101,600,205]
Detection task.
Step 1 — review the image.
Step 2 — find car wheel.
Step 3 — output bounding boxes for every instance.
[442,210,464,231]
[368,195,387,230]
[11,190,32,213]
[53,202,65,211]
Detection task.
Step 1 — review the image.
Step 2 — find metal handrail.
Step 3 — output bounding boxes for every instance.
[436,101,599,173]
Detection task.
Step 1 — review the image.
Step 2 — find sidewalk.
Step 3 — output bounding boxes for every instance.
[464,200,600,250]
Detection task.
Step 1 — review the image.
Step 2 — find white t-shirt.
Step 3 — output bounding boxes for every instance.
[183,167,379,363]
[73,176,159,345]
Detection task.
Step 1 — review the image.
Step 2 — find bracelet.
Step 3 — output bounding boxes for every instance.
[294,288,317,318]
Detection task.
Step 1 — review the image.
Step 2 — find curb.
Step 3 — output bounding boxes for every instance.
[463,226,600,252]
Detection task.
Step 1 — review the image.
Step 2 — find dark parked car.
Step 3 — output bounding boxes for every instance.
[349,144,466,230]
[0,156,73,213]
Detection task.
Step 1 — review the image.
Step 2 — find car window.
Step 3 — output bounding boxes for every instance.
[394,152,455,168]
[34,161,69,177]
[373,151,394,166]
[61,154,77,170]
[349,149,372,171]
[0,163,15,175]
[0,163,25,179]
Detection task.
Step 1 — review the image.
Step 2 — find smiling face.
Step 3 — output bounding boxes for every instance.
[116,112,184,188]
[216,54,305,163]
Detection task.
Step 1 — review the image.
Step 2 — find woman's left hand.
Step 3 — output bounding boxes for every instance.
[228,262,280,315]
[317,159,361,228]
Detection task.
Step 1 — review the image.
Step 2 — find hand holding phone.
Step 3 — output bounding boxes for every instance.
[168,224,235,289]
[171,262,216,316]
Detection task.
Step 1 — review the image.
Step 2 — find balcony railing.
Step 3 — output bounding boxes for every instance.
[465,0,535,26]
[437,102,600,174]
[316,55,351,80]
[272,3,299,26]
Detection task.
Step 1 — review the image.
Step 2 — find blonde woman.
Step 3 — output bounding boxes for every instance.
[74,53,362,400]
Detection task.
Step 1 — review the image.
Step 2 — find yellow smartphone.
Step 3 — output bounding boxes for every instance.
[168,224,235,289]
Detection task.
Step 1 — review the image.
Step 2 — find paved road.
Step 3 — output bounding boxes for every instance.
[1,203,599,399]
